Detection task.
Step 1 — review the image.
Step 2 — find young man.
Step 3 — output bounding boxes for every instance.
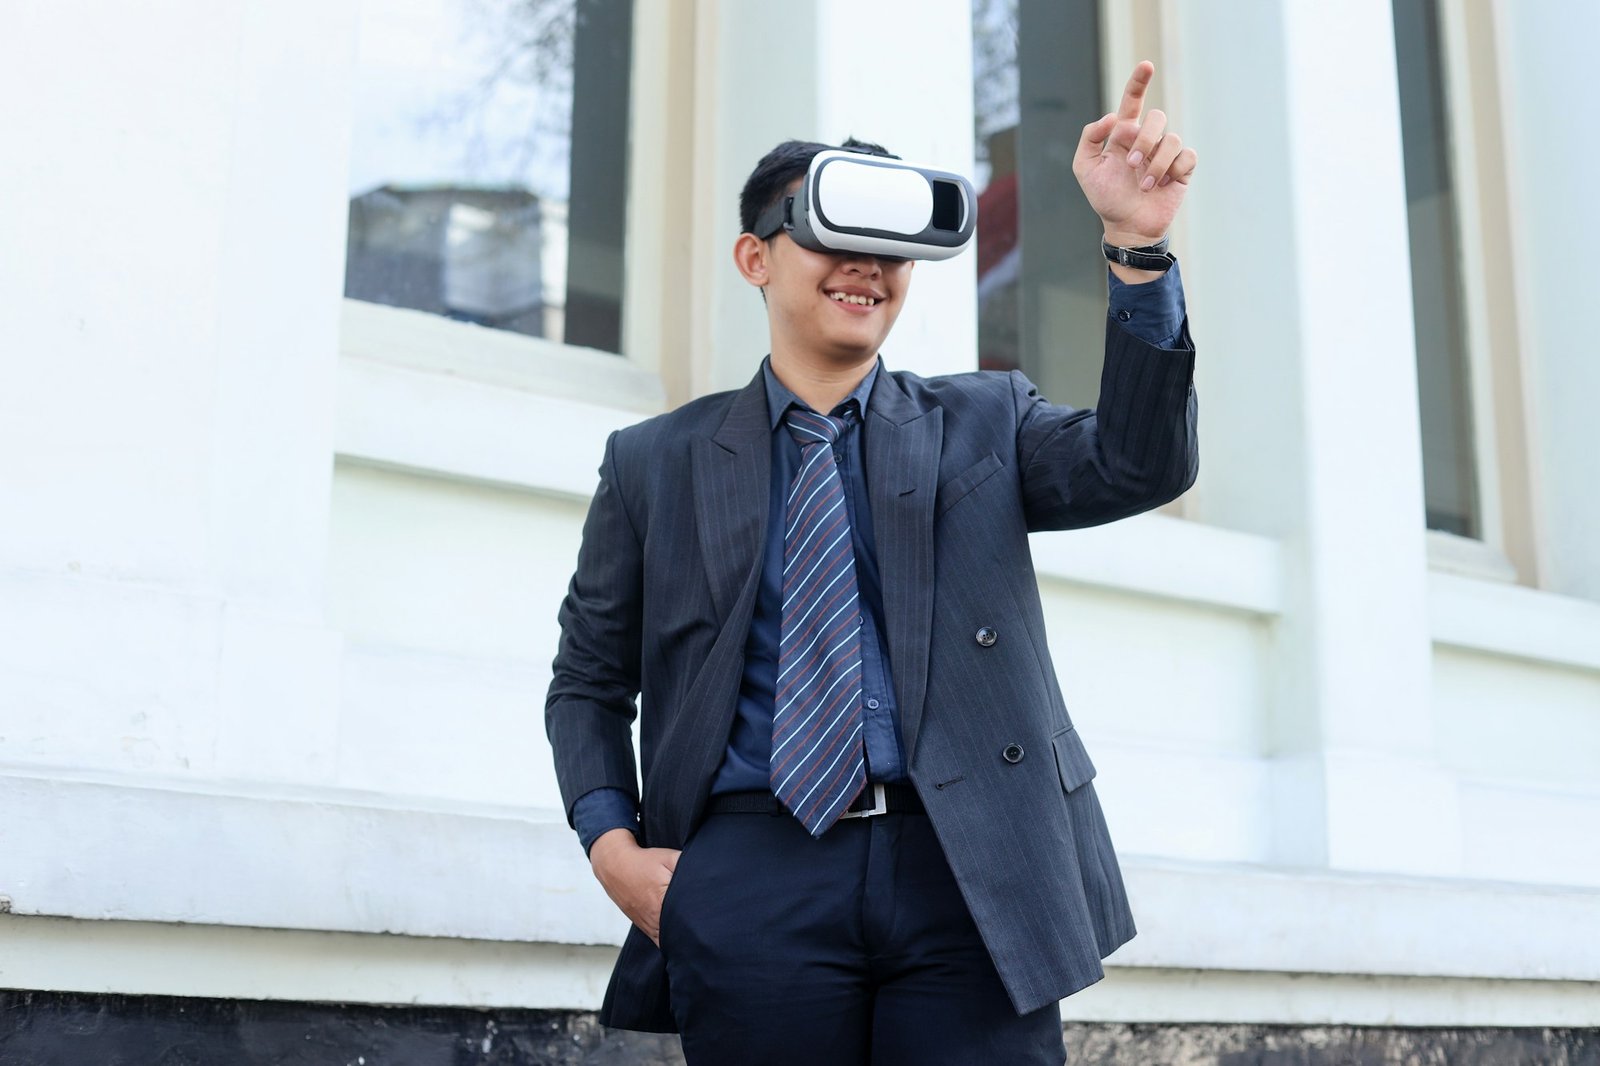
[547,62,1199,1064]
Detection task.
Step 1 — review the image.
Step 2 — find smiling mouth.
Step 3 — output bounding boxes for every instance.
[825,291,879,307]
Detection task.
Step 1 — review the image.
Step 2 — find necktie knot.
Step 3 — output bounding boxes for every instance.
[785,408,846,448]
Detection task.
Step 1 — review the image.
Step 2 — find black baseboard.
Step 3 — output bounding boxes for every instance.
[2,990,1597,1065]
[1072,1022,1600,1065]
[0,991,679,1066]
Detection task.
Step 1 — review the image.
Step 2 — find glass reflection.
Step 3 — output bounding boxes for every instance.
[345,0,630,352]
[972,0,1107,408]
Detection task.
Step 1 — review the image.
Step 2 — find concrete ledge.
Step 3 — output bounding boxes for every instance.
[1065,967,1600,1027]
[1030,515,1283,617]
[1111,856,1600,983]
[1428,570,1600,674]
[0,771,615,945]
[4,915,1600,1027]
[0,914,618,1012]
[4,774,1599,990]
[335,346,653,502]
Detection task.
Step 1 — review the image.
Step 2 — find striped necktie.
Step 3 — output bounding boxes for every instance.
[771,407,867,836]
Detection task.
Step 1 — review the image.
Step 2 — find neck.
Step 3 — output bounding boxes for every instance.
[768,346,877,414]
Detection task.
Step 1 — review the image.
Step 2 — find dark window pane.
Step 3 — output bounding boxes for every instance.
[1394,0,1479,537]
[345,0,631,353]
[973,0,1106,408]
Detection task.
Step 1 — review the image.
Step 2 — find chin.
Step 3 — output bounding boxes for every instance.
[822,338,884,364]
[824,319,893,353]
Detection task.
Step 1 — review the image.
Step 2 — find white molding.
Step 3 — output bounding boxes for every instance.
[339,299,667,414]
[1426,528,1518,584]
[0,914,619,1012]
[5,913,1597,1025]
[1111,856,1600,983]
[0,772,615,946]
[1063,966,1600,1027]
[1030,513,1283,617]
[334,349,651,501]
[1428,569,1600,673]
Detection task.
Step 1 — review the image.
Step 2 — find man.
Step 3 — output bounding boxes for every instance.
[547,62,1199,1064]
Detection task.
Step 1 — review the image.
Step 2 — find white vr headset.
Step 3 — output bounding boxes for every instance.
[751,149,977,261]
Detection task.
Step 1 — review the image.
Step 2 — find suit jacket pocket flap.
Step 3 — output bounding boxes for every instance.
[1051,725,1097,792]
[936,452,1003,516]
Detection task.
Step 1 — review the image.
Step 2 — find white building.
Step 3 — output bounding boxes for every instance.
[2,0,1597,1059]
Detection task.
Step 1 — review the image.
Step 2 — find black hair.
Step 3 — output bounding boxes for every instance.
[738,137,899,236]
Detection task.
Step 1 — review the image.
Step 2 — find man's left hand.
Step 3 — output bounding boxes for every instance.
[1074,61,1198,249]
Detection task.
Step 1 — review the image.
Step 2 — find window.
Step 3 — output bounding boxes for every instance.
[1394,0,1480,539]
[972,0,1108,410]
[345,0,633,353]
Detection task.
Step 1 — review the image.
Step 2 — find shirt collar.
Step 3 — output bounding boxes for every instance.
[761,356,882,430]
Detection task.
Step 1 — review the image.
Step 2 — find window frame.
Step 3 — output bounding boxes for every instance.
[1419,0,1535,586]
[336,0,703,496]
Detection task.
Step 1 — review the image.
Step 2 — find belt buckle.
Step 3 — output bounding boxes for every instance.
[839,782,888,820]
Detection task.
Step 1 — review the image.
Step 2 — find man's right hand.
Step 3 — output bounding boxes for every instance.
[589,827,681,947]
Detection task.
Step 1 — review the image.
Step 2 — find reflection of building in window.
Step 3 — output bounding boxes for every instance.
[971,0,1105,409]
[344,0,630,354]
[973,0,1020,375]
[346,185,568,341]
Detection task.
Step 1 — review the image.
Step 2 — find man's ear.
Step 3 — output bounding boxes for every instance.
[732,232,771,289]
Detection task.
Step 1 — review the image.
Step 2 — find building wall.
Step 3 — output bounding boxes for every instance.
[1,0,1597,1047]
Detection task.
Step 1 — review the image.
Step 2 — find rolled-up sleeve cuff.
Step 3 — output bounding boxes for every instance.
[573,787,640,856]
[1107,257,1187,349]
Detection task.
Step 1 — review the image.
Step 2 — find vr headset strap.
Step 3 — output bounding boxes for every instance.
[751,195,795,241]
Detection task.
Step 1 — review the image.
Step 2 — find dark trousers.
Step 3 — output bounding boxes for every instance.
[659,806,1066,1066]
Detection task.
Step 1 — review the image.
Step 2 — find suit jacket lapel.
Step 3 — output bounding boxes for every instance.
[639,372,773,843]
[692,372,770,626]
[866,371,942,761]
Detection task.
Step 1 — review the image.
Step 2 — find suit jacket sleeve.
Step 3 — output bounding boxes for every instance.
[546,429,645,826]
[1013,314,1198,532]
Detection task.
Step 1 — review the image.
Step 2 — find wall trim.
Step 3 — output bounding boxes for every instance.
[5,774,1598,988]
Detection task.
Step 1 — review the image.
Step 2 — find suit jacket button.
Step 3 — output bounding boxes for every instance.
[975,626,998,647]
[1002,743,1025,764]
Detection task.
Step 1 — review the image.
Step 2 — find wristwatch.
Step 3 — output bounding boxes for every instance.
[1102,235,1175,273]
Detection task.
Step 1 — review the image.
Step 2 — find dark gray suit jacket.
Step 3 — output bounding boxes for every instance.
[547,318,1198,1032]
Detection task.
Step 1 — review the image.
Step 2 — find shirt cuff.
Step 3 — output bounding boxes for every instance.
[1107,256,1187,349]
[573,787,640,857]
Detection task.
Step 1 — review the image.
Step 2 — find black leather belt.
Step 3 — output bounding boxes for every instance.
[705,783,924,818]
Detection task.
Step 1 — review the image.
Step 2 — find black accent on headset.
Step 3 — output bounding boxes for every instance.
[752,195,796,242]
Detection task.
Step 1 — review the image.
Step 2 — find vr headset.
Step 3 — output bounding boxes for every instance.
[751,149,976,261]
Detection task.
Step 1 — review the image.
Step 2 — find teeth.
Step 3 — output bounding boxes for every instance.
[828,292,876,306]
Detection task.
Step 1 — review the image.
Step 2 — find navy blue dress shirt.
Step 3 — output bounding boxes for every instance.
[572,262,1187,854]
[710,360,903,798]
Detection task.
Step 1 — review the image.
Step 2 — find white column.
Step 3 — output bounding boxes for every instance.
[1171,0,1458,875]
[203,0,354,783]
[0,0,351,787]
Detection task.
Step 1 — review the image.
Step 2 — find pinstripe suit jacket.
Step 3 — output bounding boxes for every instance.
[546,317,1197,1032]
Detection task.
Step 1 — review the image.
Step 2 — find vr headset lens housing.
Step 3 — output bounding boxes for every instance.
[753,149,976,262]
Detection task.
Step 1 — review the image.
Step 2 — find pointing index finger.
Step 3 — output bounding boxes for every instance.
[1117,60,1155,122]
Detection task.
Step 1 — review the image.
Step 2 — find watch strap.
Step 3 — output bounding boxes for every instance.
[1102,235,1175,272]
